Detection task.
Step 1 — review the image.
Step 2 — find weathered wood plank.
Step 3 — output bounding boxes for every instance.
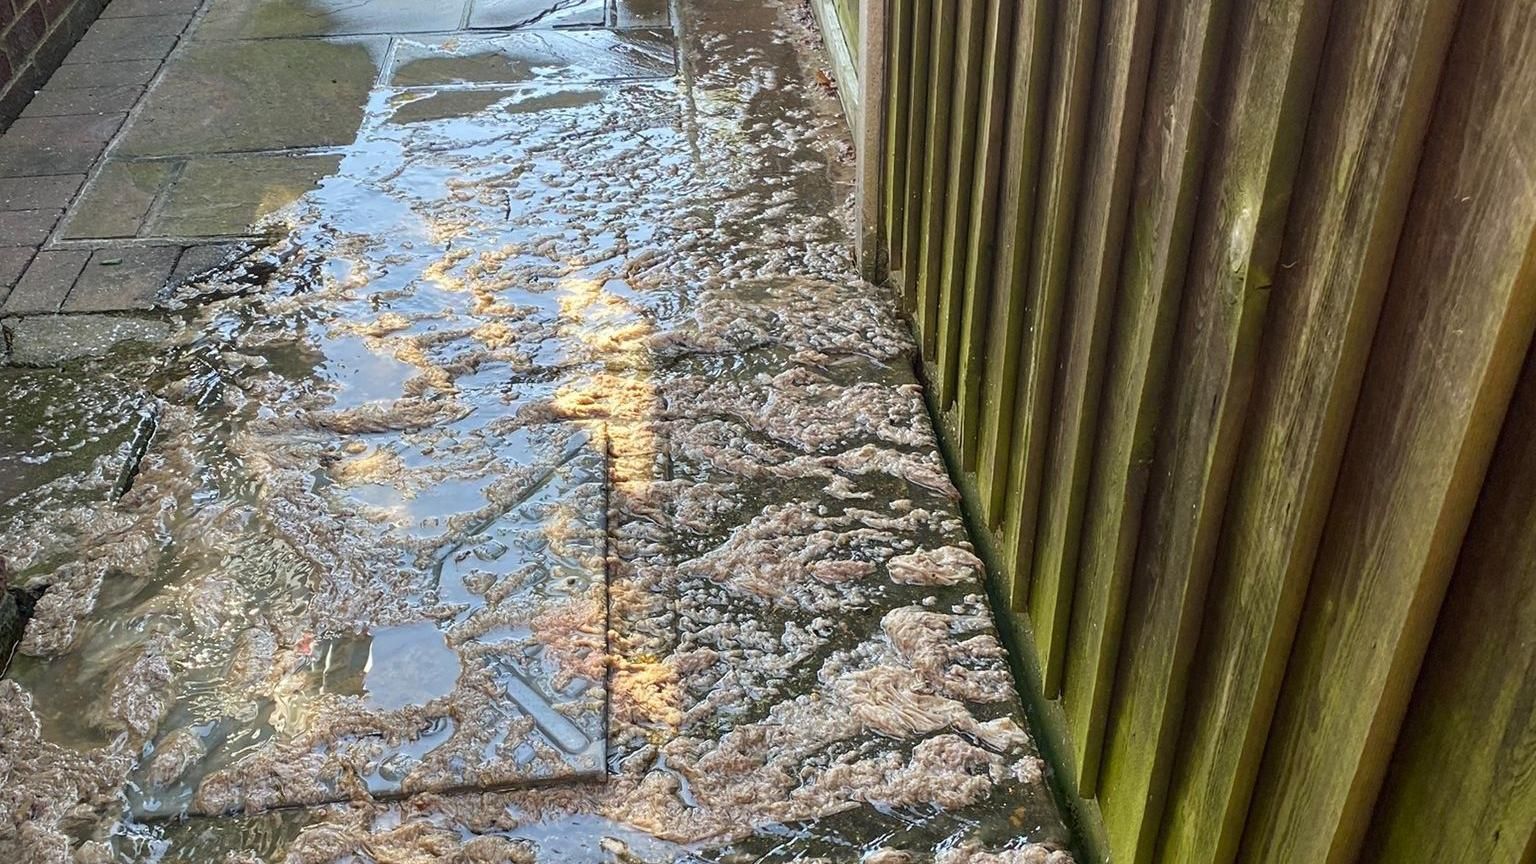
[953,0,1013,471]
[1362,342,1536,863]
[974,0,1054,527]
[1059,0,1230,794]
[1239,0,1536,856]
[897,0,933,307]
[913,0,959,355]
[881,0,915,268]
[1091,0,1337,858]
[933,0,988,410]
[1153,0,1461,861]
[1000,0,1099,612]
[1025,0,1157,698]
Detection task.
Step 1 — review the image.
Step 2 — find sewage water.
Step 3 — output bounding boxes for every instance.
[0,1,1073,862]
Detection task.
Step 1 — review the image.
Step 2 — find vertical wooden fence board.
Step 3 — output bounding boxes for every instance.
[934,0,989,409]
[1026,0,1158,698]
[897,0,933,306]
[1361,341,1536,864]
[954,0,1013,470]
[1092,0,1335,860]
[914,0,960,356]
[1153,0,1461,861]
[1239,0,1536,856]
[882,0,915,268]
[975,0,1054,527]
[1060,0,1231,794]
[1002,0,1100,614]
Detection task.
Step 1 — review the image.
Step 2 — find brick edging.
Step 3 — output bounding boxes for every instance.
[0,0,113,131]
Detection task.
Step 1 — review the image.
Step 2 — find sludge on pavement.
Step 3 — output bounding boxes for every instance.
[0,0,1075,861]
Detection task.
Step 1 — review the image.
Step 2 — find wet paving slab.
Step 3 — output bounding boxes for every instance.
[390,30,676,87]
[0,0,1075,862]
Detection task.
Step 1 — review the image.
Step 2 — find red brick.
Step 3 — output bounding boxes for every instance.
[3,5,46,63]
[40,0,75,27]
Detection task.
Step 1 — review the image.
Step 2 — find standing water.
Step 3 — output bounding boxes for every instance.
[0,1,1073,861]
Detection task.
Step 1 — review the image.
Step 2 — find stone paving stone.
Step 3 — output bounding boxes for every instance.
[101,0,200,16]
[1,250,88,314]
[0,113,125,176]
[62,29,180,66]
[194,0,468,39]
[81,12,192,37]
[4,314,171,366]
[115,38,385,157]
[0,209,62,246]
[0,248,34,298]
[44,59,161,89]
[59,160,174,239]
[0,370,154,527]
[170,242,236,280]
[63,245,180,311]
[0,174,85,211]
[468,0,607,29]
[390,30,675,87]
[614,0,669,28]
[20,84,146,118]
[149,153,341,236]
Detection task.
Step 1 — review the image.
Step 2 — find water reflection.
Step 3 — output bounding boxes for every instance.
[0,0,1074,860]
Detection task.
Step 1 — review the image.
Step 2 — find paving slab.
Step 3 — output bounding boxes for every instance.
[1,250,87,314]
[390,29,674,86]
[62,30,180,65]
[64,246,180,310]
[76,11,193,37]
[63,13,188,65]
[123,424,609,817]
[0,364,157,535]
[468,0,608,29]
[59,160,174,239]
[0,247,33,296]
[150,153,341,236]
[3,313,172,367]
[0,113,125,176]
[170,243,237,281]
[44,58,162,89]
[101,0,201,17]
[114,37,385,157]
[0,209,62,245]
[193,0,470,39]
[19,83,146,118]
[0,174,86,211]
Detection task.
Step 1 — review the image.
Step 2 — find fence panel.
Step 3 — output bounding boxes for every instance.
[1153,0,1460,860]
[869,0,1536,860]
[951,0,1013,470]
[1025,0,1156,713]
[1091,0,1333,859]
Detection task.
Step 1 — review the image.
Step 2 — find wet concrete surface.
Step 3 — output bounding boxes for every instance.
[0,0,1074,862]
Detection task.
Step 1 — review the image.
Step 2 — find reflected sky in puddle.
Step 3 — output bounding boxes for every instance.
[0,1,1075,861]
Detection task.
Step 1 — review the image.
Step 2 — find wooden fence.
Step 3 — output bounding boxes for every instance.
[868,0,1536,861]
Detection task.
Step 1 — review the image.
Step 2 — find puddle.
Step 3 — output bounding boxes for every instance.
[0,0,1073,861]
[390,30,676,87]
[358,621,462,709]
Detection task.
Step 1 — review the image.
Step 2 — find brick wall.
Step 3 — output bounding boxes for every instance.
[0,0,110,130]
